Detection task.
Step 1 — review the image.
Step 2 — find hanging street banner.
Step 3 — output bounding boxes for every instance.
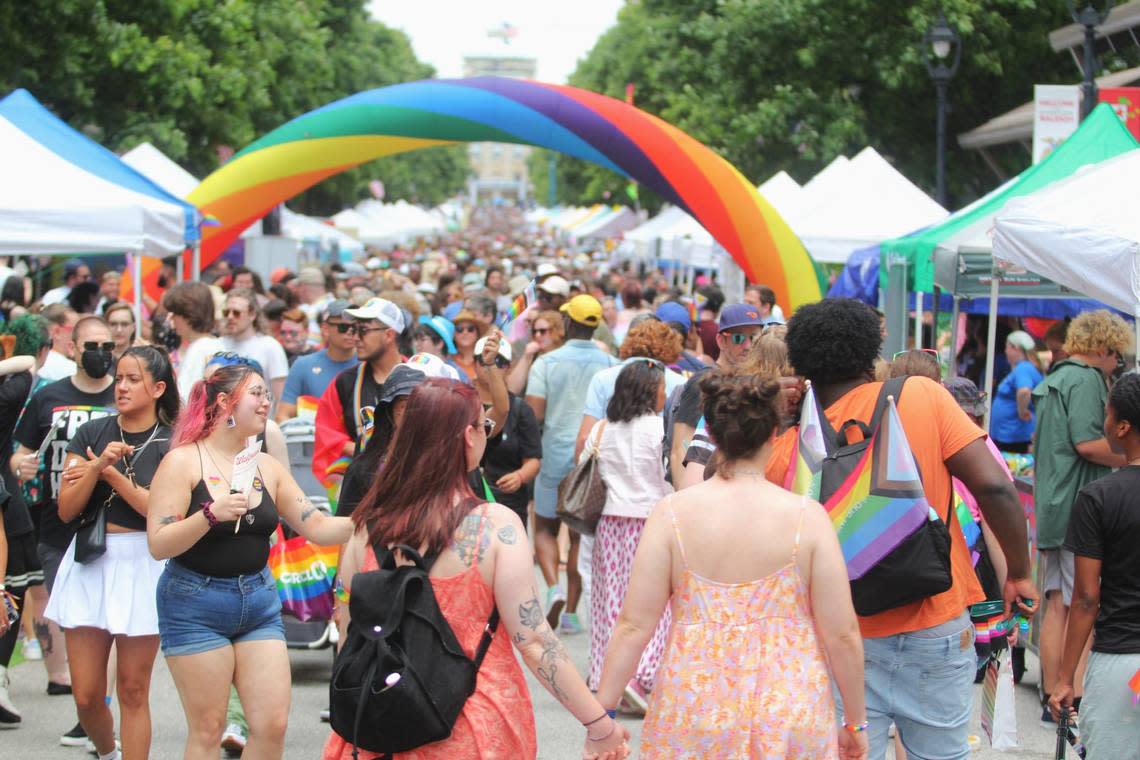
[1032,85,1081,164]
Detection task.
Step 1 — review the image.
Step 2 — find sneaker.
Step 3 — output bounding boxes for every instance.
[621,681,648,715]
[559,612,584,636]
[85,738,119,756]
[220,723,247,756]
[21,638,42,661]
[47,681,73,696]
[1040,704,1057,729]
[60,722,87,747]
[0,666,20,727]
[545,586,566,630]
[319,707,330,723]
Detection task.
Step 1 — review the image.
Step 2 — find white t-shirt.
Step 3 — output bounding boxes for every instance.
[176,336,225,401]
[41,286,71,306]
[38,350,77,382]
[219,333,289,381]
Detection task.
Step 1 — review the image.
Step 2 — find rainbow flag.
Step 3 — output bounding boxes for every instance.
[787,386,930,580]
[268,526,339,622]
[499,279,537,328]
[295,395,319,420]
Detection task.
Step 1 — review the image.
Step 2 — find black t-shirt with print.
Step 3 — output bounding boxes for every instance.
[13,378,115,549]
[482,395,542,513]
[1064,466,1140,653]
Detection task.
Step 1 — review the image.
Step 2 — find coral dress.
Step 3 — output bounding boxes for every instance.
[322,520,537,759]
[638,502,838,759]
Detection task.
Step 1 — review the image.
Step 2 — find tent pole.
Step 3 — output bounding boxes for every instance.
[983,269,1000,431]
[133,253,143,341]
[948,296,960,378]
[191,241,201,282]
[1135,304,1140,371]
[914,291,924,349]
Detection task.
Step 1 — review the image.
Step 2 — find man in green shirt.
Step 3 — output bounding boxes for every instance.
[1031,310,1130,724]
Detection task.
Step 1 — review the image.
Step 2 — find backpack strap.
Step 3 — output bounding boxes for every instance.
[867,376,907,436]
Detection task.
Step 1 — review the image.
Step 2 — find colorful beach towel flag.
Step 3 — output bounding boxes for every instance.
[268,526,339,622]
[785,383,931,580]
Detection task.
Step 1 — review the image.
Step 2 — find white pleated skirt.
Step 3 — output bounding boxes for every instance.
[45,531,165,637]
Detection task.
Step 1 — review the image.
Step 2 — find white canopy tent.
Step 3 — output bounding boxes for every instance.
[993,147,1140,350]
[784,147,948,264]
[756,170,805,218]
[575,206,641,240]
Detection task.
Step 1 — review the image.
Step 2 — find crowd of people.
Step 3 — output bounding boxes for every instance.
[0,204,1134,759]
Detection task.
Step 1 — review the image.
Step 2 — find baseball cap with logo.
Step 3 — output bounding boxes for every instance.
[560,294,603,327]
[718,303,765,331]
[344,297,406,332]
[538,275,570,297]
[401,353,461,381]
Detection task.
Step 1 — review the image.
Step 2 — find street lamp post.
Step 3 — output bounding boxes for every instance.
[1066,2,1114,120]
[923,11,961,210]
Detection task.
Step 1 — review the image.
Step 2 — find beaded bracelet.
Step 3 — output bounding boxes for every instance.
[202,501,219,528]
[843,720,869,733]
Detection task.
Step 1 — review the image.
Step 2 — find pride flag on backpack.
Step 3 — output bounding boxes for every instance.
[788,385,931,580]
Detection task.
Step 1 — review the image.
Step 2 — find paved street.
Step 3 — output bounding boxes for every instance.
[6,564,1067,759]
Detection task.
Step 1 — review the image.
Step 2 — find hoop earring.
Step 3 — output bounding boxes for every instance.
[226,415,237,429]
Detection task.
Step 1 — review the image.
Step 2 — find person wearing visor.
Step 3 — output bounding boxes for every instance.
[276,301,359,423]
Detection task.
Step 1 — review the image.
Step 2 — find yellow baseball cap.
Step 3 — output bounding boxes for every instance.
[559,294,602,327]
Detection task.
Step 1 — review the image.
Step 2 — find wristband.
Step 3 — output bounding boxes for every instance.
[843,720,869,733]
[606,709,617,719]
[201,501,219,528]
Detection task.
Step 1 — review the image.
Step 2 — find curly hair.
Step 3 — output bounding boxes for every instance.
[739,332,791,378]
[785,298,882,385]
[1063,310,1133,357]
[1109,372,1140,430]
[888,349,941,381]
[619,319,682,363]
[699,370,782,475]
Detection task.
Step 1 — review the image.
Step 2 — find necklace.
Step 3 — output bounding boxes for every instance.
[117,419,163,487]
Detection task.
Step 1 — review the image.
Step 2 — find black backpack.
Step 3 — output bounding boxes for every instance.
[328,527,500,759]
[812,377,954,616]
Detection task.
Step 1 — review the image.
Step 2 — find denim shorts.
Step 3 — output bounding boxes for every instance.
[156,561,284,657]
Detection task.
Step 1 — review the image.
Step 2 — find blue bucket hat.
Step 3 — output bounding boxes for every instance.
[418,315,457,354]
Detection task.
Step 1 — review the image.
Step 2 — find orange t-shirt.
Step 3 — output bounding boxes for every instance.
[765,376,985,638]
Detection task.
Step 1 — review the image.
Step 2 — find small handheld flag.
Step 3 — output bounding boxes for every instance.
[499,279,537,329]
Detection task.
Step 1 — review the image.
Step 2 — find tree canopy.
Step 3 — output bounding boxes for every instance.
[544,0,1078,212]
[0,0,469,212]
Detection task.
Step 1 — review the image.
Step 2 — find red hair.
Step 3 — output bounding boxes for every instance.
[173,364,257,446]
[354,378,481,556]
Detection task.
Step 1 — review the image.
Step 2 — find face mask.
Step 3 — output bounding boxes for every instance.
[81,349,114,379]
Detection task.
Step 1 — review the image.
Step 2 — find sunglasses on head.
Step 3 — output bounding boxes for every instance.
[892,348,939,360]
[83,341,115,353]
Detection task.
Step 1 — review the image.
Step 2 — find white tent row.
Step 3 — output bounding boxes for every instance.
[332,200,445,247]
[993,148,1140,347]
[573,206,642,240]
[122,142,363,254]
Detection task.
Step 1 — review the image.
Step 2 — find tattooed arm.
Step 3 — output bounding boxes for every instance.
[489,506,628,755]
[265,454,353,546]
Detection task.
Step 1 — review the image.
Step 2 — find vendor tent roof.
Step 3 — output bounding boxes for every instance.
[994,147,1140,314]
[0,89,198,256]
[881,103,1136,293]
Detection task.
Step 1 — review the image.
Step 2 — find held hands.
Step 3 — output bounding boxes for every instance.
[210,490,249,523]
[582,717,630,760]
[838,728,868,759]
[495,470,524,494]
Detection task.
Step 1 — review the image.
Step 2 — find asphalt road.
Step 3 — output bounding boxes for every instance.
[5,585,1067,759]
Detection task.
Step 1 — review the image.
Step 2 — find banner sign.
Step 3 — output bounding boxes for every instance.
[1098,87,1140,140]
[1032,85,1080,164]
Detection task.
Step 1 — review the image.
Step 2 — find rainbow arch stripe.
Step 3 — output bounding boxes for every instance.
[189,77,821,310]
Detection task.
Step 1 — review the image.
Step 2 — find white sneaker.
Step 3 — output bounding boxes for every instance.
[21,638,42,661]
[221,723,247,756]
[545,586,566,630]
[0,665,19,727]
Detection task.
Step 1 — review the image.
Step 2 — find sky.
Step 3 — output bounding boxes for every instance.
[368,1,624,84]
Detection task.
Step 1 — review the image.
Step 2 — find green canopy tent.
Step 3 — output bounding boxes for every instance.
[879,103,1137,355]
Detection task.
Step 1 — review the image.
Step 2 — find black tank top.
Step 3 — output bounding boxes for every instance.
[174,444,280,577]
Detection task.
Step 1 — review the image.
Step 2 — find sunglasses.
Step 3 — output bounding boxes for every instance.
[83,341,115,352]
[351,324,389,337]
[492,356,511,370]
[532,327,550,336]
[892,348,939,360]
[456,323,480,334]
[329,322,354,334]
[473,419,494,436]
[725,332,757,346]
[223,308,247,318]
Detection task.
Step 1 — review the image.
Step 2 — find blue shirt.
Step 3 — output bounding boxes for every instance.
[526,339,616,476]
[990,360,1043,444]
[583,359,687,420]
[281,349,359,405]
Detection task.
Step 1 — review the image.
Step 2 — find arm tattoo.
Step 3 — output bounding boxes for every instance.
[497,524,517,545]
[158,515,180,526]
[512,631,526,645]
[536,627,570,703]
[519,598,543,630]
[298,496,318,522]
[452,513,491,566]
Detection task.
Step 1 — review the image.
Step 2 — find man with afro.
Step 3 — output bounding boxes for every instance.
[764,298,1036,759]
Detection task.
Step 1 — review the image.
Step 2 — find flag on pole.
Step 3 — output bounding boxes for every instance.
[499,279,537,328]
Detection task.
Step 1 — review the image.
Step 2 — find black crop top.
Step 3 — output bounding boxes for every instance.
[174,445,280,577]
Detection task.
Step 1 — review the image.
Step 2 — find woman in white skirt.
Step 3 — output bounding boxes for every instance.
[48,346,179,760]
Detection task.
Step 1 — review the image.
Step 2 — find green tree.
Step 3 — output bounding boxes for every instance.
[557,0,1076,210]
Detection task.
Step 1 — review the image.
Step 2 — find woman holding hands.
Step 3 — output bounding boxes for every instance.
[147,363,353,760]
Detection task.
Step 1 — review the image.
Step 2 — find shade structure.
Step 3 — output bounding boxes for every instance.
[880,104,1137,292]
[993,147,1140,315]
[575,206,641,240]
[0,89,198,256]
[756,170,804,218]
[188,77,822,309]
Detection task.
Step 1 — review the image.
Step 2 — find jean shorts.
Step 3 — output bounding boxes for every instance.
[156,561,284,657]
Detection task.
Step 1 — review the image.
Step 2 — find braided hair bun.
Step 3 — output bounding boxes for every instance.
[698,371,782,471]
